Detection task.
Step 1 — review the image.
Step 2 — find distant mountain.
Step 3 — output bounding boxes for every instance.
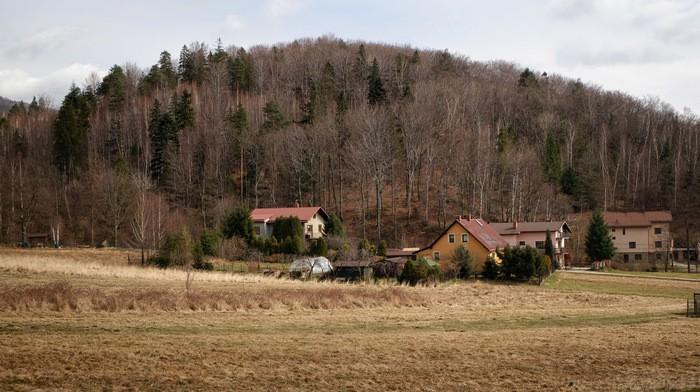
[0,96,17,113]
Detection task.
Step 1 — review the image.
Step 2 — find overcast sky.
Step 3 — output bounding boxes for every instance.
[1,0,699,113]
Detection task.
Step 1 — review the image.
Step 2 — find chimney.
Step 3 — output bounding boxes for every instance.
[513,221,518,229]
[457,215,462,221]
[467,214,472,220]
[294,199,300,208]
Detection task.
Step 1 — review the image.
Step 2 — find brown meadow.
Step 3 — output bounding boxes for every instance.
[1,248,699,391]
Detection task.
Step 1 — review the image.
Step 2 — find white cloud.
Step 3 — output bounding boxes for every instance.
[225,13,246,31]
[2,26,79,60]
[0,63,107,104]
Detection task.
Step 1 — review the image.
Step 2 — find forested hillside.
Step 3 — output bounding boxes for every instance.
[1,36,699,248]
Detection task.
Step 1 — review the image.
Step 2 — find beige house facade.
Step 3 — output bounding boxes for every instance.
[604,211,672,263]
[251,207,329,240]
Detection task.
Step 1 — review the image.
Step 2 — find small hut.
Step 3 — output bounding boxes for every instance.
[26,233,50,248]
[289,256,333,279]
[332,260,374,282]
[373,257,409,279]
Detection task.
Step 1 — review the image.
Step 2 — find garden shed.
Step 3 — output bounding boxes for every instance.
[289,256,333,279]
[333,260,374,281]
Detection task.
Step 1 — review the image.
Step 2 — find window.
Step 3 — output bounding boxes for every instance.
[519,241,526,247]
[656,253,662,260]
[654,227,662,235]
[612,236,616,240]
[318,224,323,233]
[535,241,545,249]
[612,228,616,232]
[254,226,261,235]
[655,241,662,248]
[622,228,626,235]
[433,251,440,261]
[623,254,629,263]
[461,233,468,243]
[629,241,636,249]
[448,233,455,243]
[634,254,642,261]
[306,225,313,233]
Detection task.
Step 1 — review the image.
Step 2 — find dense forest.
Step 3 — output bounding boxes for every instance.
[1,36,699,250]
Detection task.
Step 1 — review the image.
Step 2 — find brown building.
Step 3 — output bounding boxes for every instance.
[603,211,672,263]
[417,217,509,271]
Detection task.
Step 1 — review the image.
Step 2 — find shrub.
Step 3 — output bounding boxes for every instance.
[500,245,542,281]
[281,235,305,255]
[482,257,500,279]
[219,236,248,260]
[451,245,473,279]
[272,216,303,242]
[399,257,441,286]
[377,240,387,257]
[160,228,194,267]
[200,230,222,256]
[309,238,328,257]
[222,206,253,241]
[325,213,344,237]
[146,255,170,269]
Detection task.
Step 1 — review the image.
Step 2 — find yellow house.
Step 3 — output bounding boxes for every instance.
[418,217,509,271]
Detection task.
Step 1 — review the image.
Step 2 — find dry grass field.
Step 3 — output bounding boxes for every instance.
[1,248,699,391]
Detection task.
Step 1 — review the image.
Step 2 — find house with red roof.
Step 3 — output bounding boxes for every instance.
[603,211,672,263]
[417,217,509,271]
[251,206,329,239]
[491,221,571,267]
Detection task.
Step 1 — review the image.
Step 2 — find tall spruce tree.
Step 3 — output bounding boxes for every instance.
[148,100,175,185]
[585,211,615,262]
[367,58,386,106]
[173,90,195,131]
[53,85,91,176]
[262,101,289,131]
[544,229,556,268]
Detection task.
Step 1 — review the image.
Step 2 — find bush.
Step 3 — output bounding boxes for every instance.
[200,230,222,256]
[222,206,253,241]
[325,213,344,237]
[309,238,328,257]
[272,216,303,242]
[482,257,500,279]
[281,235,305,255]
[219,236,248,260]
[146,255,170,269]
[500,245,543,281]
[377,240,387,257]
[160,228,194,267]
[399,257,441,286]
[451,246,473,279]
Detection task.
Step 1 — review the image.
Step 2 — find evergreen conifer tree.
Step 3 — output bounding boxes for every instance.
[585,211,615,262]
[53,85,91,176]
[367,58,386,106]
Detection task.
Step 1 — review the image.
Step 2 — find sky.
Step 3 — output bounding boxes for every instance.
[1,0,699,113]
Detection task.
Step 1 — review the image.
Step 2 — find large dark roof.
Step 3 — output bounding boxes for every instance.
[604,211,672,228]
[251,206,328,223]
[491,221,571,235]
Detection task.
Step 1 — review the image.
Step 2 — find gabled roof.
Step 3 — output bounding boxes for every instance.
[491,221,571,236]
[422,218,509,252]
[604,211,672,228]
[250,206,329,223]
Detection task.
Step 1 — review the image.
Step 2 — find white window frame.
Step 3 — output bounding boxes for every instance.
[461,233,468,243]
[448,233,455,243]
